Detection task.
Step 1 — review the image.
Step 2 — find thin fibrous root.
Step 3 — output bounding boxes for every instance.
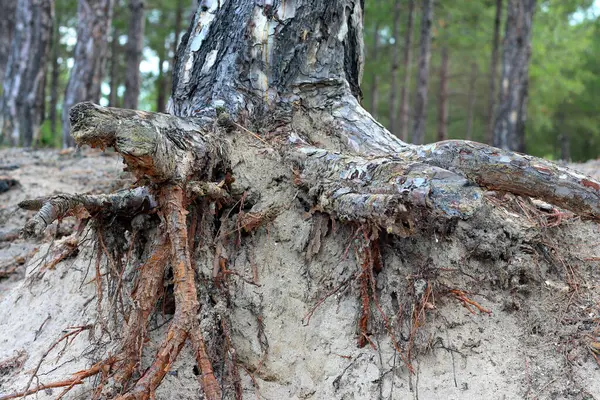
[111,233,171,387]
[0,356,117,400]
[116,186,221,400]
[449,289,492,315]
[19,187,156,238]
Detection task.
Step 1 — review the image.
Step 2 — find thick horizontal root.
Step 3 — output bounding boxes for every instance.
[69,102,218,183]
[403,140,600,219]
[19,187,156,238]
[295,148,483,233]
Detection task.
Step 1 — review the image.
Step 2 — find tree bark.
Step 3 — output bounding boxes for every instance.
[388,0,401,135]
[398,0,415,142]
[0,0,17,83]
[368,2,380,119]
[412,0,434,145]
[437,46,449,142]
[0,0,53,147]
[465,62,478,141]
[493,0,536,152]
[486,0,502,145]
[62,0,113,148]
[123,0,145,110]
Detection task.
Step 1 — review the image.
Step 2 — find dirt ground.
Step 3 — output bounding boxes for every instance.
[0,147,599,400]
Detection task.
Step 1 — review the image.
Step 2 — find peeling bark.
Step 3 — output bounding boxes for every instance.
[0,0,54,147]
[62,0,113,148]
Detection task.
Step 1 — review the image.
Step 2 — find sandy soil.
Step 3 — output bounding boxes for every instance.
[0,147,599,400]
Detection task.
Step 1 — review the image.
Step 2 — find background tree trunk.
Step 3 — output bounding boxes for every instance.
[156,44,167,112]
[388,0,401,135]
[0,0,17,83]
[1,0,53,147]
[62,0,113,148]
[123,0,145,110]
[368,4,380,120]
[412,0,434,145]
[493,0,536,152]
[49,16,61,141]
[167,0,184,104]
[398,0,415,142]
[465,62,478,141]
[486,0,502,145]
[437,46,449,142]
[108,25,121,107]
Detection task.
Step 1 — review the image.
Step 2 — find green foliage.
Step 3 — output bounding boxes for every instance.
[362,0,600,161]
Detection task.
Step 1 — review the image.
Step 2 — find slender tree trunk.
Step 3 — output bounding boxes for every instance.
[493,0,536,152]
[398,0,415,142]
[412,0,434,145]
[437,46,449,142]
[1,0,54,147]
[557,112,570,161]
[108,24,120,107]
[388,0,401,134]
[156,46,167,112]
[0,0,17,83]
[123,0,145,110]
[368,3,380,119]
[486,0,502,145]
[62,0,113,148]
[49,17,61,140]
[465,62,478,141]
[167,0,184,104]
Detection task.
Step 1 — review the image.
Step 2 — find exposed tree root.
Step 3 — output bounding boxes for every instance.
[14,100,600,398]
[19,187,156,238]
[448,289,492,315]
[0,356,116,400]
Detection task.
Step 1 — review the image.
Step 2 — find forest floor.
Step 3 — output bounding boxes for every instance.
[0,147,599,400]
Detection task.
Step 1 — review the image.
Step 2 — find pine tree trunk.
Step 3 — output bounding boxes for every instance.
[388,0,401,135]
[108,23,121,107]
[49,17,61,140]
[412,0,434,145]
[156,46,167,112]
[166,0,184,106]
[123,0,145,110]
[398,0,415,142]
[493,0,536,152]
[62,0,113,148]
[436,46,449,142]
[486,0,502,145]
[0,0,53,147]
[368,2,380,119]
[465,62,478,141]
[0,0,17,83]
